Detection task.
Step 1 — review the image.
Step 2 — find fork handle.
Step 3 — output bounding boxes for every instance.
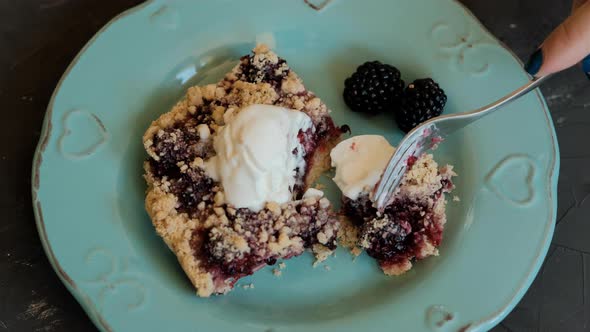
[473,75,550,116]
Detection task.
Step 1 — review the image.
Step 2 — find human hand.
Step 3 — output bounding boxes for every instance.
[525,0,590,78]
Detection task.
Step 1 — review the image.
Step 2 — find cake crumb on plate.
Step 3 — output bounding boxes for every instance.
[337,216,363,257]
[312,243,334,267]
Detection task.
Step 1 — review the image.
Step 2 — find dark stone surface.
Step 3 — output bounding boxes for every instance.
[0,0,587,331]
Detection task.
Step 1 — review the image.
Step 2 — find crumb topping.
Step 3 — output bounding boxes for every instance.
[190,196,338,283]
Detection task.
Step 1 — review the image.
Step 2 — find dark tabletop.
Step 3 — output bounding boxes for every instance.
[1,0,588,331]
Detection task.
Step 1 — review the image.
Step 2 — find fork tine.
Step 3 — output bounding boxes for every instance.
[374,135,418,207]
[376,146,414,206]
[374,140,411,199]
[379,169,405,207]
[380,152,415,205]
[374,128,429,209]
[378,146,409,194]
[376,163,406,208]
[374,160,401,203]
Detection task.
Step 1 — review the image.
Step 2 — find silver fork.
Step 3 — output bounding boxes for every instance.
[373,75,550,210]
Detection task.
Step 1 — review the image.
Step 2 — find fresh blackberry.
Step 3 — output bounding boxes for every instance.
[395,78,447,132]
[343,61,405,114]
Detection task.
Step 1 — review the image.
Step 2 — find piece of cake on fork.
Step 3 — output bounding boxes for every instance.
[331,135,456,275]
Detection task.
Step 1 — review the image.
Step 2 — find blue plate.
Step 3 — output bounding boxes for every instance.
[32,0,559,331]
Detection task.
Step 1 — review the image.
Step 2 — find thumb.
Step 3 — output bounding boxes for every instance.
[525,1,590,77]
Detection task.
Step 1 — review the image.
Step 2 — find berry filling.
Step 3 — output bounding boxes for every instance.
[149,123,212,177]
[358,196,443,263]
[190,198,338,287]
[239,54,289,89]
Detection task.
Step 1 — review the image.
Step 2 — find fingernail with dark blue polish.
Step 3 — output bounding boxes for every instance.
[525,49,543,76]
[583,55,590,80]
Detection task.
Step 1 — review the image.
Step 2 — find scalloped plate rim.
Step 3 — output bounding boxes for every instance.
[30,1,559,331]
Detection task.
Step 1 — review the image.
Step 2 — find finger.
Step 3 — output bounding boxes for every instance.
[525,1,590,76]
[573,0,588,12]
[573,0,590,79]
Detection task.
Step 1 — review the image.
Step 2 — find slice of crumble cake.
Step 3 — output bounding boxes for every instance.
[332,135,456,275]
[143,44,346,297]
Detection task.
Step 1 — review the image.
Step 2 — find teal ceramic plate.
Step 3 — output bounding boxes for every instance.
[32,0,559,331]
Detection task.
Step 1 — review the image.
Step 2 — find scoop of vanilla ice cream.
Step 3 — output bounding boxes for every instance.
[204,104,312,211]
[330,135,396,200]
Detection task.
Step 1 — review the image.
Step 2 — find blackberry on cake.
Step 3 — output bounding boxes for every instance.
[395,78,447,132]
[331,135,456,275]
[343,61,405,115]
[143,44,345,297]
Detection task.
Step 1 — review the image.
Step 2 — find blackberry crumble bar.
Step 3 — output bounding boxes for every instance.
[143,44,345,297]
[332,135,456,275]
